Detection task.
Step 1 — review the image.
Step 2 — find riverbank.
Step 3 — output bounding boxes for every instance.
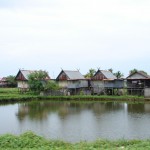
[0,132,150,150]
[0,88,148,103]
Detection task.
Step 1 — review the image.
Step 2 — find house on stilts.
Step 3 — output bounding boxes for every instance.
[56,70,90,95]
[126,71,150,96]
[91,70,124,95]
[15,70,50,92]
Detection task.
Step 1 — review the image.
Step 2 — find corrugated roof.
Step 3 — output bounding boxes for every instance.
[20,70,35,80]
[1,77,7,82]
[126,71,150,79]
[19,70,50,80]
[136,71,150,78]
[63,70,85,80]
[101,70,117,79]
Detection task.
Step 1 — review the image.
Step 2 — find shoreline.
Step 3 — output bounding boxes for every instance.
[0,132,150,149]
[0,95,149,104]
[0,88,150,104]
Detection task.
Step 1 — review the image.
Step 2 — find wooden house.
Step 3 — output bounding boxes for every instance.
[56,70,89,95]
[91,70,124,95]
[126,71,150,95]
[0,77,9,87]
[15,70,50,91]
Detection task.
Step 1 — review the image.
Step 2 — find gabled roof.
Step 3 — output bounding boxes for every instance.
[0,77,7,82]
[101,70,117,79]
[1,77,7,82]
[20,70,35,80]
[126,71,150,79]
[92,70,117,80]
[56,70,85,80]
[15,70,50,81]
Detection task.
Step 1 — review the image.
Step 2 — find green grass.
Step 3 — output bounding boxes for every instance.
[0,132,150,150]
[0,88,38,102]
[0,88,146,103]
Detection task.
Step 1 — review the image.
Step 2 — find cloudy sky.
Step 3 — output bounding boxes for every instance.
[1,0,150,78]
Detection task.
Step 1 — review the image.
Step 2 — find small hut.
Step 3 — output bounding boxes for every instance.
[126,71,150,96]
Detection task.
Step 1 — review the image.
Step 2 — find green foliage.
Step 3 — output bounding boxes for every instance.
[44,80,59,91]
[108,69,124,79]
[84,68,96,78]
[0,88,144,103]
[28,70,49,93]
[79,90,84,95]
[6,75,17,87]
[108,68,113,73]
[1,132,150,150]
[129,69,148,76]
[0,132,72,150]
[28,70,49,81]
[140,70,148,75]
[129,68,138,75]
[0,88,144,102]
[0,88,18,93]
[28,70,59,94]
[113,71,124,79]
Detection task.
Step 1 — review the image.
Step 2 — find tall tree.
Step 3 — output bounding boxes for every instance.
[28,70,59,93]
[108,68,113,73]
[129,69,147,75]
[108,69,123,79]
[140,70,148,75]
[113,71,124,79]
[28,70,49,93]
[129,68,138,75]
[6,75,17,87]
[44,80,59,91]
[84,68,96,78]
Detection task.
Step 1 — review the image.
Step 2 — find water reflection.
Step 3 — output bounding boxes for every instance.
[1,101,150,142]
[16,101,125,121]
[128,103,145,113]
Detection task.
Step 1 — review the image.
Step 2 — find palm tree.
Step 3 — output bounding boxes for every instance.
[108,68,113,73]
[114,71,124,79]
[129,69,138,75]
[84,68,96,78]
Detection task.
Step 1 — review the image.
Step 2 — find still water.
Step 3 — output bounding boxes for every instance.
[0,101,150,142]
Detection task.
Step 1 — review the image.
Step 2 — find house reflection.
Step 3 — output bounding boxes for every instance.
[16,101,127,122]
[17,102,50,121]
[127,103,145,113]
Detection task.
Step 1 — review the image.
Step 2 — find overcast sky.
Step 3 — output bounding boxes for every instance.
[1,0,150,78]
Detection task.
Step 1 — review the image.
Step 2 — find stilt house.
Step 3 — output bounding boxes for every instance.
[15,70,50,91]
[56,70,89,95]
[0,77,9,87]
[126,71,150,95]
[91,70,124,95]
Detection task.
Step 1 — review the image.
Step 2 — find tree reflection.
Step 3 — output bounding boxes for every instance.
[17,101,60,121]
[92,102,124,115]
[127,103,145,113]
[16,101,126,122]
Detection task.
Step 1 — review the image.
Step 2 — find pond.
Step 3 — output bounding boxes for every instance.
[0,101,150,142]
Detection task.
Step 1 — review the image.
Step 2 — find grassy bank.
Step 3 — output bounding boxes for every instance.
[0,132,150,150]
[0,88,147,103]
[0,88,38,102]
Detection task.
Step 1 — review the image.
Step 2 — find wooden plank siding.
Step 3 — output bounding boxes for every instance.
[91,70,124,95]
[56,70,90,95]
[126,71,150,95]
[15,71,27,81]
[15,70,51,93]
[58,72,68,80]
